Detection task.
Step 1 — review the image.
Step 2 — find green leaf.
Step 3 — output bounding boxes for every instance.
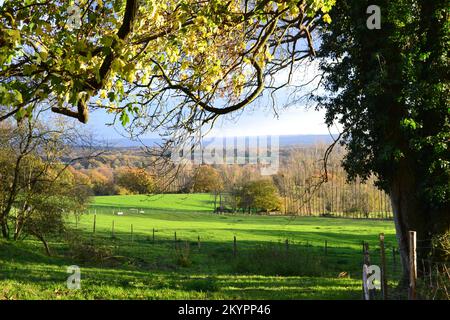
[108,91,115,102]
[15,108,26,121]
[400,118,417,130]
[120,111,129,126]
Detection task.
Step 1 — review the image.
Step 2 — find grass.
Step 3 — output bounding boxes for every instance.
[0,194,401,300]
[92,193,215,212]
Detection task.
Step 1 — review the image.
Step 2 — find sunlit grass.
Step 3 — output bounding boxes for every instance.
[0,194,399,300]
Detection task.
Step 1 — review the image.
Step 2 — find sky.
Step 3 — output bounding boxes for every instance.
[85,60,340,141]
[86,104,337,141]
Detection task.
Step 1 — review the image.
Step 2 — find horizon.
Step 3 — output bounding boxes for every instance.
[86,104,341,142]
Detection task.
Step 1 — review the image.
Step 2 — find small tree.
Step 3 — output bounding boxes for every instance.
[87,170,117,195]
[0,117,98,250]
[114,167,154,194]
[21,169,88,256]
[189,165,223,193]
[239,179,282,214]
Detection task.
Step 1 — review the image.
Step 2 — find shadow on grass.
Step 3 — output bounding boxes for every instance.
[0,228,400,299]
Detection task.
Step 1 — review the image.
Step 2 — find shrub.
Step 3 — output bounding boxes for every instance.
[416,264,450,300]
[432,231,450,262]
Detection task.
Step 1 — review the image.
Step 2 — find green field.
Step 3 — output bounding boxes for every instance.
[0,194,402,300]
[92,193,215,212]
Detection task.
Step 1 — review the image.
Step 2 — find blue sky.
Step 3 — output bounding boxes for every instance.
[86,60,339,140]
[86,103,337,140]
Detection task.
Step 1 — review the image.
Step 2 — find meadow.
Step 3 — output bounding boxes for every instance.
[0,194,402,300]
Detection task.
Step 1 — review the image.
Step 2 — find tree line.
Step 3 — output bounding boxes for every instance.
[72,142,393,217]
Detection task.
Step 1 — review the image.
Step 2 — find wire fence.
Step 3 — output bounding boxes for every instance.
[70,216,402,278]
[69,215,449,300]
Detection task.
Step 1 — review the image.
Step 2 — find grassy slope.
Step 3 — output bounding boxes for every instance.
[0,194,399,300]
[92,193,215,212]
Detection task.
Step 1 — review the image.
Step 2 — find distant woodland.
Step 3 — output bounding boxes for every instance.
[69,143,392,218]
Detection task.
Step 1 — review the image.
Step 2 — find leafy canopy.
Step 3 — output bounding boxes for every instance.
[1,0,335,134]
[317,0,449,206]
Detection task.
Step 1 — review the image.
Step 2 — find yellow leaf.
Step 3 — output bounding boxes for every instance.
[40,48,48,61]
[99,90,107,99]
[181,60,189,71]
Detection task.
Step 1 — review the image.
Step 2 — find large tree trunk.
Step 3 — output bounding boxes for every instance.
[390,160,450,284]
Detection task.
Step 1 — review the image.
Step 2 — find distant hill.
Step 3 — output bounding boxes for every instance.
[278,134,335,146]
[105,134,336,148]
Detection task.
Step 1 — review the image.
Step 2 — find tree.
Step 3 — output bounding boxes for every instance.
[0,0,335,136]
[318,0,449,278]
[189,165,223,193]
[69,166,94,199]
[114,167,154,194]
[0,117,97,243]
[87,169,117,195]
[20,166,89,255]
[239,179,282,213]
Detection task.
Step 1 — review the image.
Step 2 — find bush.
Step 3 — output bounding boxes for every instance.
[416,265,450,300]
[432,231,450,261]
[321,212,334,217]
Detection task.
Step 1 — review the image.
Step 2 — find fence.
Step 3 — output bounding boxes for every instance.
[362,230,450,300]
[73,215,402,290]
[72,214,450,299]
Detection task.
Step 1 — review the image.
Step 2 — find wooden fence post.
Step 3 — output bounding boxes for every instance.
[379,233,388,300]
[408,231,417,300]
[233,236,237,257]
